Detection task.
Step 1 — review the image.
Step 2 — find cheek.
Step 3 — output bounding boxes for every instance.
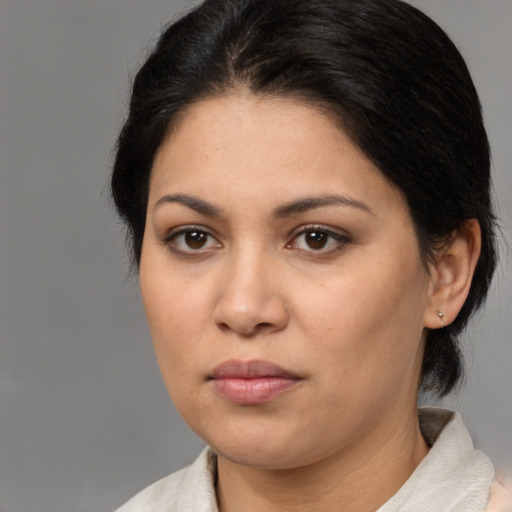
[294,250,428,383]
[140,245,210,336]
[139,256,203,382]
[141,285,210,418]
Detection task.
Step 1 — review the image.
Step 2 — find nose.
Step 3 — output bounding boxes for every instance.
[212,250,289,337]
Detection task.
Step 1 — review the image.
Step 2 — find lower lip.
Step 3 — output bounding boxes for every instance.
[211,377,300,405]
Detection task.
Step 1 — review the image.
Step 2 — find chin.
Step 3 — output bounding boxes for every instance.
[189,417,300,469]
[214,442,307,470]
[200,422,336,471]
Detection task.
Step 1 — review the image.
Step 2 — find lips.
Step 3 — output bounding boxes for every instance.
[209,359,302,405]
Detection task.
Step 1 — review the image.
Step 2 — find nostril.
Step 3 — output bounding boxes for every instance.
[254,322,275,334]
[216,320,278,337]
[216,322,230,333]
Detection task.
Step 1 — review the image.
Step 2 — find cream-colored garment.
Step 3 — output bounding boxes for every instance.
[377,408,494,511]
[115,408,501,512]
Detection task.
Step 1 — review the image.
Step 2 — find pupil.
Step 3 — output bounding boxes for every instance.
[306,231,327,249]
[185,231,207,249]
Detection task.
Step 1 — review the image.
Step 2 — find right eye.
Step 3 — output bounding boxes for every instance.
[165,227,221,254]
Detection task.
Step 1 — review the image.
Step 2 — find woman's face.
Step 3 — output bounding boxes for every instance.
[140,94,435,470]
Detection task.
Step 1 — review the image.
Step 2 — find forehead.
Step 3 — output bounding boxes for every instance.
[149,94,407,217]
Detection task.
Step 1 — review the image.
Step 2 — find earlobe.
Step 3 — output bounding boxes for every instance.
[424,219,482,329]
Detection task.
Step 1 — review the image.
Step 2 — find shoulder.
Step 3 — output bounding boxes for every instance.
[114,447,218,512]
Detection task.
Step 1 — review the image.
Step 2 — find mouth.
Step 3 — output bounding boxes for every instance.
[208,359,303,405]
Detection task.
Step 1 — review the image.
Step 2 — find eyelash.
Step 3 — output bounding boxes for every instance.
[164,225,221,255]
[163,225,351,257]
[286,225,351,255]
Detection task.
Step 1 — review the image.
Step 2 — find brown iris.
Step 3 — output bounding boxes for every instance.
[304,230,328,249]
[185,231,208,249]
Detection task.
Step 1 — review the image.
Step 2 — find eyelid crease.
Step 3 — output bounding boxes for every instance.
[161,223,351,258]
[163,224,216,243]
[288,224,351,241]
[163,224,350,242]
[163,226,223,256]
[286,224,352,254]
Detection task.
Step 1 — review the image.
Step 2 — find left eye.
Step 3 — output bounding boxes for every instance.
[166,228,221,253]
[288,228,348,252]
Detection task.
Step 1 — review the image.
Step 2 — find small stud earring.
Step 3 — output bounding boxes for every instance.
[437,311,445,328]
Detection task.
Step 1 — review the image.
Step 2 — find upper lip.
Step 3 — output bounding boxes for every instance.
[210,359,301,380]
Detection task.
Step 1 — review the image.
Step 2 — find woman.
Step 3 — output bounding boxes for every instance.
[112,0,509,510]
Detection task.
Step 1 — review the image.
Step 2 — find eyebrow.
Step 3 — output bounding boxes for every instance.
[152,192,373,218]
[274,194,374,217]
[153,194,222,216]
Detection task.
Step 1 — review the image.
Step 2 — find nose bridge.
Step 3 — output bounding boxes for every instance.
[213,241,288,336]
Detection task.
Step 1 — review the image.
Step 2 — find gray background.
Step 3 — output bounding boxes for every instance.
[0,1,510,511]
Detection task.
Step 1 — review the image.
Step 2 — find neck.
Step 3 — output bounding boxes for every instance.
[216,408,429,512]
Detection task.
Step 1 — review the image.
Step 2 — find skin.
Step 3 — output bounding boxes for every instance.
[139,93,481,512]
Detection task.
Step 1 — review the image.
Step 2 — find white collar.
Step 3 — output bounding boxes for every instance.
[377,408,494,511]
[118,408,494,511]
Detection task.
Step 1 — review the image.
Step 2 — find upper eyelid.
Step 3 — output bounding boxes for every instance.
[289,224,350,239]
[163,227,222,255]
[285,226,351,256]
[163,224,218,241]
[161,223,349,246]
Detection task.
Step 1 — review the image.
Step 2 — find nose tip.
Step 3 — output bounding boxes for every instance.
[212,262,289,337]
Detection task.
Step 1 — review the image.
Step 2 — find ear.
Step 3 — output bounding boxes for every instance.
[423,219,482,329]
